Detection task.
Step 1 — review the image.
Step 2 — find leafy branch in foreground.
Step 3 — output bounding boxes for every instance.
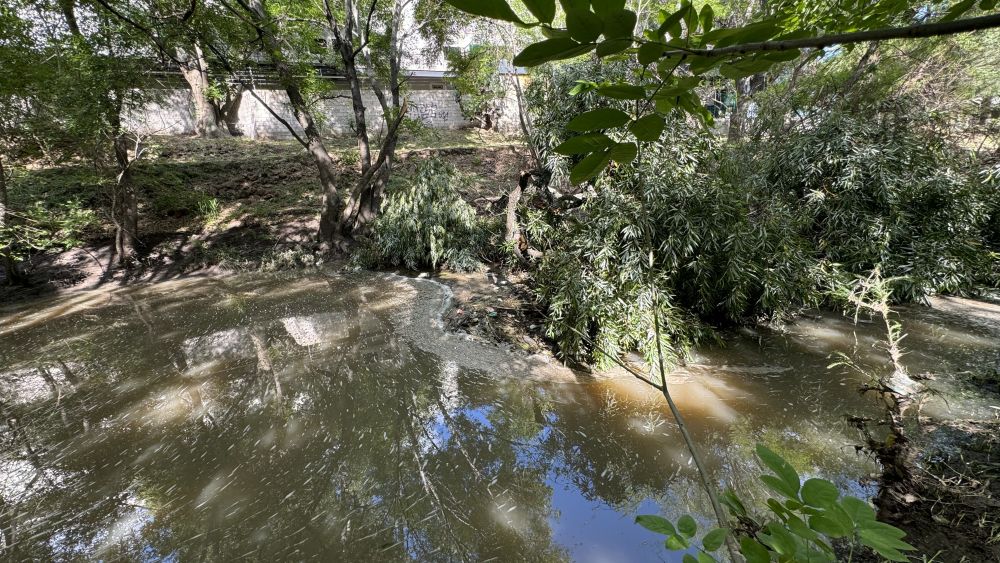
[445,0,1000,184]
[637,445,915,562]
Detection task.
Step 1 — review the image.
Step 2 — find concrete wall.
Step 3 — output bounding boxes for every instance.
[127,86,473,139]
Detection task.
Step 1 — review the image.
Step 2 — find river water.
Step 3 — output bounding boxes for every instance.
[1,271,997,561]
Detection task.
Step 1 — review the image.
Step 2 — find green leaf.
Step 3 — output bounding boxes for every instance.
[688,55,724,75]
[559,0,589,11]
[638,42,665,65]
[801,478,839,508]
[720,57,776,79]
[699,4,714,35]
[761,475,799,500]
[701,528,728,551]
[665,534,690,550]
[654,96,676,113]
[739,537,770,563]
[597,83,646,100]
[755,444,800,497]
[591,0,626,13]
[567,108,630,131]
[654,75,701,96]
[522,0,556,23]
[608,142,637,163]
[677,514,697,538]
[596,38,632,57]
[840,497,876,524]
[715,18,781,47]
[786,514,819,541]
[442,0,523,24]
[720,489,747,518]
[567,10,604,43]
[569,150,611,184]
[761,523,797,555]
[859,524,915,561]
[808,514,851,538]
[629,114,665,142]
[604,9,637,39]
[635,514,677,536]
[657,4,687,39]
[553,133,614,155]
[513,38,595,66]
[696,553,716,563]
[761,49,802,63]
[943,0,977,21]
[682,555,698,563]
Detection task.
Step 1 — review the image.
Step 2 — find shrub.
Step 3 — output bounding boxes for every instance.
[0,199,96,264]
[354,158,488,272]
[536,125,820,368]
[739,99,996,300]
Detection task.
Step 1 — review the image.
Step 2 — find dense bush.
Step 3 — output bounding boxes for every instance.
[525,60,996,366]
[536,125,822,367]
[354,158,489,272]
[736,99,997,300]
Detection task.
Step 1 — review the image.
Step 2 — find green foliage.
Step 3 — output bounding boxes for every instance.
[736,98,997,300]
[355,159,488,272]
[523,59,632,188]
[535,124,819,367]
[638,445,915,562]
[446,45,509,128]
[444,0,990,187]
[0,200,96,262]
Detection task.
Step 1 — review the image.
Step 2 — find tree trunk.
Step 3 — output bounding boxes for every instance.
[244,0,342,244]
[329,0,406,237]
[177,44,224,139]
[112,130,138,263]
[220,85,244,136]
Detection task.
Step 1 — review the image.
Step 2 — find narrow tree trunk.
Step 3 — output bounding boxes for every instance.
[1,156,20,285]
[112,130,138,263]
[505,173,527,264]
[1,156,27,285]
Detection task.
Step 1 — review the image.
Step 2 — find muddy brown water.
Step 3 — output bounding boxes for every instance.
[1,272,998,561]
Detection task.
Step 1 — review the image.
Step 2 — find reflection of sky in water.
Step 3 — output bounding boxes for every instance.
[0,272,997,560]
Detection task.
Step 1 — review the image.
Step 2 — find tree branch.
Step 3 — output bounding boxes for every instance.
[658,12,1000,59]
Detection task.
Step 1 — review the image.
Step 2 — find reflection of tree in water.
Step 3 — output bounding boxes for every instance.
[0,278,569,561]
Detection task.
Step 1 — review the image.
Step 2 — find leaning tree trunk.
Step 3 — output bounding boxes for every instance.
[242,1,342,243]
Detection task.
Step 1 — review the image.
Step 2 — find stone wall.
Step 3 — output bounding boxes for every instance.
[127,86,473,139]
